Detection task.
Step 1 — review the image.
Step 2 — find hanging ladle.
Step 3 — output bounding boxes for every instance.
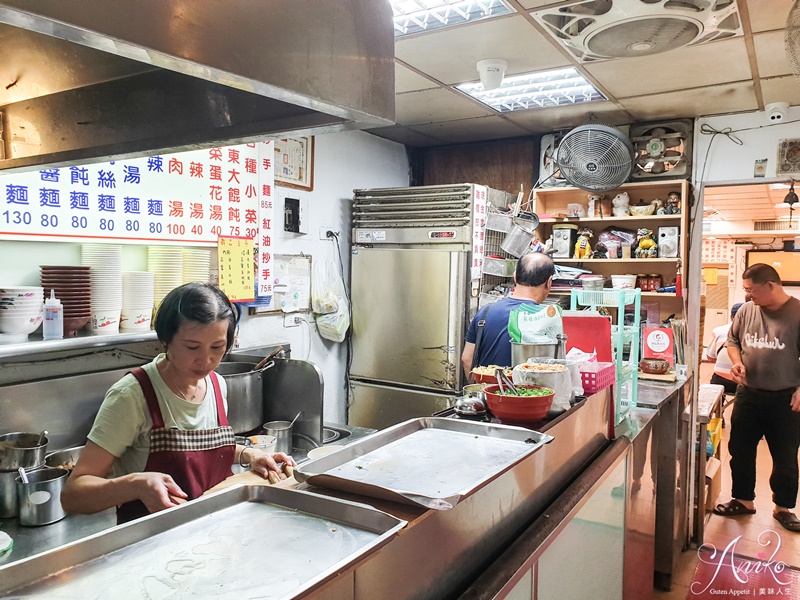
[495,368,518,396]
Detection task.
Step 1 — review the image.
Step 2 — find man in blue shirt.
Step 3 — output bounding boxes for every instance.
[461,253,555,377]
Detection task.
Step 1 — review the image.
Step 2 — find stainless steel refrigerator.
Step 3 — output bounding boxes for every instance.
[348,184,513,429]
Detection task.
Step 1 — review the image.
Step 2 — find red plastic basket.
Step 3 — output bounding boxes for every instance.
[580,362,616,394]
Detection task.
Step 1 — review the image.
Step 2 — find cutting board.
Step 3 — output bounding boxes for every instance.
[563,313,613,362]
[204,471,295,495]
[638,370,677,382]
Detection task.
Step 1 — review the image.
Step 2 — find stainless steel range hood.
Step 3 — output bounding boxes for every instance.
[0,0,395,173]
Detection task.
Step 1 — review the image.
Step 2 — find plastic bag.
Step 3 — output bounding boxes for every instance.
[512,360,573,412]
[316,300,350,343]
[508,304,563,344]
[311,260,342,315]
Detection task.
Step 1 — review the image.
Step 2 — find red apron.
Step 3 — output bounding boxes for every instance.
[117,367,235,523]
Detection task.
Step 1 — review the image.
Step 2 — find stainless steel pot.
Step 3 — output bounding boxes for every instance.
[263,420,293,454]
[0,469,20,518]
[16,467,69,526]
[215,362,273,434]
[0,432,48,470]
[511,342,558,366]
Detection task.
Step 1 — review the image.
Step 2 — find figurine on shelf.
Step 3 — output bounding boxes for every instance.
[666,191,681,214]
[574,228,594,259]
[634,228,658,258]
[612,191,630,217]
[586,194,603,218]
[567,202,587,218]
[652,197,666,215]
[592,241,609,259]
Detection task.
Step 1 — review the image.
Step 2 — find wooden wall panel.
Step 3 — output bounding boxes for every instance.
[412,136,539,195]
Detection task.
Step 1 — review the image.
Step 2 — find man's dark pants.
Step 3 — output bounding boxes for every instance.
[729,385,800,508]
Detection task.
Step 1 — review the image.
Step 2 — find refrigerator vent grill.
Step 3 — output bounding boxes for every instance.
[353,185,474,228]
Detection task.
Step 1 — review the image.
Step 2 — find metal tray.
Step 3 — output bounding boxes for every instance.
[294,417,553,510]
[0,485,406,599]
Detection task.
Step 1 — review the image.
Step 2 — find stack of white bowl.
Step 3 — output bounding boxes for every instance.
[0,286,44,340]
[147,247,183,308]
[121,272,155,331]
[81,244,122,334]
[182,248,212,284]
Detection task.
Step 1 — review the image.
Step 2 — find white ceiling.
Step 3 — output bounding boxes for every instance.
[367,0,800,148]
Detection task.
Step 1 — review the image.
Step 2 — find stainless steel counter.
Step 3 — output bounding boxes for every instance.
[0,421,375,568]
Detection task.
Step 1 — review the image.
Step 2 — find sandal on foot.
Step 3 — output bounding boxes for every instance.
[713,499,756,516]
[774,511,800,532]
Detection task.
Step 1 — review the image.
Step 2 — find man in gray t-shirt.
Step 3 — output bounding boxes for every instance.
[713,263,800,532]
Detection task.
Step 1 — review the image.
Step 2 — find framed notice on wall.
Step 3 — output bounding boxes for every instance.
[274,137,314,191]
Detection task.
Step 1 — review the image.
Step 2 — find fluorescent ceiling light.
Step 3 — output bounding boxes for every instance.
[391,0,513,37]
[456,67,605,113]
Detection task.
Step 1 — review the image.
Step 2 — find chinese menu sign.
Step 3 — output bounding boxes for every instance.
[218,236,255,302]
[0,140,276,305]
[471,185,488,281]
[0,144,262,246]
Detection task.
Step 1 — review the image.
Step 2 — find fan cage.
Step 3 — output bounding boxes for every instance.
[556,125,635,193]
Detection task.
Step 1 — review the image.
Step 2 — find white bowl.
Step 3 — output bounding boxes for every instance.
[0,314,43,335]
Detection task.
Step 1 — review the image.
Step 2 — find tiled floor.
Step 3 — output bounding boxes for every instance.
[653,365,800,599]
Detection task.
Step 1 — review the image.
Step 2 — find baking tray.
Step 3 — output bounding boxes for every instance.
[294,417,553,510]
[0,485,406,600]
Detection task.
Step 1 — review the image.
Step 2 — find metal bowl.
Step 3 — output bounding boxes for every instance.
[44,445,84,472]
[0,432,48,470]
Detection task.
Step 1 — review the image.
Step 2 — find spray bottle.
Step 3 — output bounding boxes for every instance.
[43,289,63,340]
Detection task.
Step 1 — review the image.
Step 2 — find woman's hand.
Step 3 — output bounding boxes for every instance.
[244,448,296,480]
[128,472,188,513]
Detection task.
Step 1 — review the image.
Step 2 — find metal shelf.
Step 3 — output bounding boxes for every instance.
[0,330,159,360]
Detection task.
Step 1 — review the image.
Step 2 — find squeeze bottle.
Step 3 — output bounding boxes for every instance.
[43,289,64,340]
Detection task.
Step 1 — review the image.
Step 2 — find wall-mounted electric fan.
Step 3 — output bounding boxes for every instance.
[555,124,635,193]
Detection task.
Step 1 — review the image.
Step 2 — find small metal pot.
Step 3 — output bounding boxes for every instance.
[453,396,487,417]
[0,469,21,518]
[0,432,48,470]
[16,467,69,526]
[263,420,293,454]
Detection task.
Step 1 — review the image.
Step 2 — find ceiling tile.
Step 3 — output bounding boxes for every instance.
[746,0,794,33]
[619,82,758,121]
[395,62,438,94]
[409,116,531,144]
[503,101,631,133]
[366,127,445,147]
[516,0,563,9]
[760,76,800,105]
[395,15,570,86]
[754,31,793,78]
[585,39,752,98]
[395,88,495,125]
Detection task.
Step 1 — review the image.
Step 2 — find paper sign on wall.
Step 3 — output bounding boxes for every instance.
[642,326,675,367]
[217,236,255,302]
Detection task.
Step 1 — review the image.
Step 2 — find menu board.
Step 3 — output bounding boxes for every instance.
[218,237,255,302]
[0,144,265,246]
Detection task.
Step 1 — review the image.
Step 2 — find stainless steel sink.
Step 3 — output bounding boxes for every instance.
[323,426,351,444]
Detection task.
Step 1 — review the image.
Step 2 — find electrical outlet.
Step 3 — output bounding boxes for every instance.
[283,314,301,327]
[319,226,335,240]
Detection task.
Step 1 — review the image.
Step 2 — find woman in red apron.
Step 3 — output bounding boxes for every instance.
[62,283,295,522]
